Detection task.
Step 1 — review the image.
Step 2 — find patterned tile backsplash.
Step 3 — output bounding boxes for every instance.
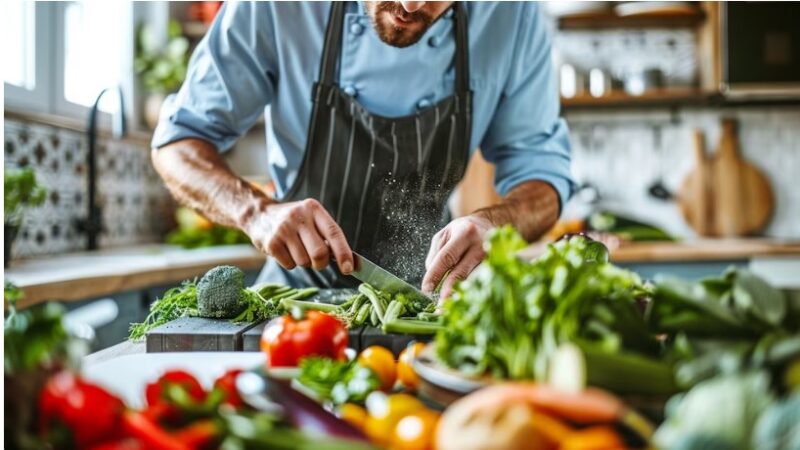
[563,107,800,239]
[4,118,173,259]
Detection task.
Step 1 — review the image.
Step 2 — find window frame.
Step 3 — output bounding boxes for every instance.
[4,1,140,131]
[4,2,54,114]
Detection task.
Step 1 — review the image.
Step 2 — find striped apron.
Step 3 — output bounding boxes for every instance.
[257,2,472,288]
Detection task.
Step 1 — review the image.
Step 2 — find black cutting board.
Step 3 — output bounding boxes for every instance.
[146,289,430,356]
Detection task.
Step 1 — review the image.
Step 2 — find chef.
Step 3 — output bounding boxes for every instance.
[152,1,573,298]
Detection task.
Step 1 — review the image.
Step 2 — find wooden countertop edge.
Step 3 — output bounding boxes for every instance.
[14,255,266,309]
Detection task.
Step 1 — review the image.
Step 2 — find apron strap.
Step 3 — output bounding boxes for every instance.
[453,3,470,94]
[317,2,471,93]
[318,2,346,86]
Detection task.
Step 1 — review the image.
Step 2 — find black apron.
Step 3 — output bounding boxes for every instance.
[257,2,472,288]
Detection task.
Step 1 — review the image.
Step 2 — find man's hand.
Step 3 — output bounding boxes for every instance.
[422,215,493,300]
[245,198,354,274]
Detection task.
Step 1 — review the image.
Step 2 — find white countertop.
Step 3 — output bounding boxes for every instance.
[5,244,266,308]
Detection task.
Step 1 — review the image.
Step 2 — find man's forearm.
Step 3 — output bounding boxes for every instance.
[151,138,273,232]
[472,180,560,241]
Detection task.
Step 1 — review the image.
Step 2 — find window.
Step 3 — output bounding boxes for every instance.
[3,0,35,90]
[62,1,131,113]
[4,1,134,118]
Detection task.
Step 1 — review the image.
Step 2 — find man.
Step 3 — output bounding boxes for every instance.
[152,1,573,299]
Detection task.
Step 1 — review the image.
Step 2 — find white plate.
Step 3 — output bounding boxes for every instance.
[82,352,265,408]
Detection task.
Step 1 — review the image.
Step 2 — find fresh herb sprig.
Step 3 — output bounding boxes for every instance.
[129,280,199,341]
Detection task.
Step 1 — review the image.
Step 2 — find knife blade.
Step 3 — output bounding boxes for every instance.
[350,252,430,300]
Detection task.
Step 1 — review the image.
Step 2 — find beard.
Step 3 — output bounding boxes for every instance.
[368,2,436,48]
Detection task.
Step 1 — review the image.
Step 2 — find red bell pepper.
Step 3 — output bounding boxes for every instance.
[174,419,219,448]
[39,371,125,448]
[260,311,348,367]
[122,411,190,450]
[144,370,206,424]
[212,369,245,408]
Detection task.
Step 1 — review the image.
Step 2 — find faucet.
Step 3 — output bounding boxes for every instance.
[75,87,127,251]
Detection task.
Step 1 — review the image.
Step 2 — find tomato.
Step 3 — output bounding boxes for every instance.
[213,369,245,408]
[358,346,397,391]
[260,311,348,367]
[390,409,441,450]
[338,403,368,431]
[397,342,425,391]
[364,392,426,446]
[144,370,206,424]
[39,371,125,448]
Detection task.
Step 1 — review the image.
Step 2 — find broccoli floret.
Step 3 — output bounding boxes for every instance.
[196,265,246,319]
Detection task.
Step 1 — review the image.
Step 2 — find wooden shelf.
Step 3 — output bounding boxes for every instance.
[560,89,800,110]
[558,8,705,30]
[561,88,710,109]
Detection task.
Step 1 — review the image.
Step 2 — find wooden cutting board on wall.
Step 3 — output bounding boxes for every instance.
[711,119,774,236]
[678,130,713,235]
[679,119,774,237]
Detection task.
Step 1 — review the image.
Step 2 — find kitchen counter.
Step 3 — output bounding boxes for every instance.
[5,244,266,309]
[520,238,800,263]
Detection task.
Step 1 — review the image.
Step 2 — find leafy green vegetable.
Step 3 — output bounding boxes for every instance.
[129,280,198,341]
[4,167,47,225]
[197,265,246,319]
[4,301,71,374]
[296,357,381,405]
[129,268,321,340]
[435,227,663,392]
[165,224,250,249]
[655,372,774,450]
[650,268,787,337]
[4,281,23,304]
[650,268,798,388]
[752,392,800,450]
[282,283,439,334]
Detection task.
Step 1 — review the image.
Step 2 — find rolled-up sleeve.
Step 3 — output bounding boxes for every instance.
[152,1,278,152]
[480,4,574,210]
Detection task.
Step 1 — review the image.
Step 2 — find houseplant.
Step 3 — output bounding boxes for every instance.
[4,167,47,266]
[134,20,189,129]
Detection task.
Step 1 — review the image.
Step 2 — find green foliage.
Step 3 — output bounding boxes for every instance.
[5,301,70,374]
[297,357,381,405]
[4,167,47,225]
[134,20,189,93]
[4,281,23,304]
[128,269,318,340]
[166,225,251,248]
[435,226,656,383]
[196,265,246,319]
[753,392,800,450]
[129,280,198,341]
[651,268,799,388]
[655,372,775,450]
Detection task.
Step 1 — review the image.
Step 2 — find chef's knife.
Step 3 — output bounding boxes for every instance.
[350,251,430,300]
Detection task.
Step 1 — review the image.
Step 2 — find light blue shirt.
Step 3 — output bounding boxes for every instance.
[153,1,574,207]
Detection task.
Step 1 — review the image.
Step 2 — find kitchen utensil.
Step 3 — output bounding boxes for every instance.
[589,68,612,97]
[560,63,586,99]
[647,126,673,200]
[350,251,430,300]
[678,130,713,236]
[711,119,774,236]
[624,67,664,96]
